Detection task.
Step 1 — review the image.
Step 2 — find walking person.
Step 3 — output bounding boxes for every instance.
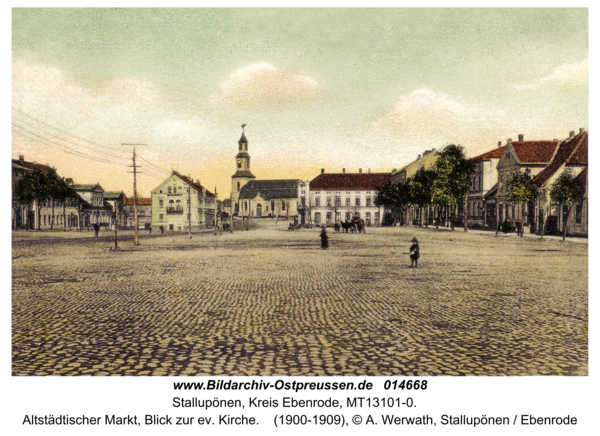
[320,226,329,250]
[409,237,420,267]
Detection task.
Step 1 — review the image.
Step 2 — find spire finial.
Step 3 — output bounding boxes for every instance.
[242,123,246,132]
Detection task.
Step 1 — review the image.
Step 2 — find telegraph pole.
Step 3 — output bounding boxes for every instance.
[214,186,218,235]
[187,187,192,239]
[124,143,145,246]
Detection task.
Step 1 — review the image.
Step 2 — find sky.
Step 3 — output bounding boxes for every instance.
[11,8,588,198]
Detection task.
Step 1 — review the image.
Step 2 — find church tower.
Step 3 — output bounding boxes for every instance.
[231,124,256,215]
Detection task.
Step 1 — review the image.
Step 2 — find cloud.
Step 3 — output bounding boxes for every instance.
[210,62,320,109]
[373,89,485,136]
[12,59,164,114]
[511,58,588,90]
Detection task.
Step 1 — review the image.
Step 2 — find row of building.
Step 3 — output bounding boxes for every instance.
[12,126,588,237]
[393,129,588,236]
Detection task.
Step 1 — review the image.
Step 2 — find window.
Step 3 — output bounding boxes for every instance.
[314,212,321,224]
[326,212,332,223]
[374,212,379,222]
[576,204,583,224]
[238,162,241,168]
[169,224,174,230]
[335,212,341,222]
[366,212,371,223]
[355,198,360,207]
[326,197,332,207]
[237,182,240,191]
[345,197,351,206]
[168,187,172,194]
[159,214,164,220]
[366,197,372,207]
[334,196,341,207]
[245,202,248,211]
[159,199,163,208]
[315,197,321,206]
[178,186,182,193]
[345,212,351,221]
[281,201,285,211]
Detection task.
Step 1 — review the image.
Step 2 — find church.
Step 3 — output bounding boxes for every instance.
[230,125,301,219]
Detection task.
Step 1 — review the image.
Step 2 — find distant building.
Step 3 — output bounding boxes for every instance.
[307,169,391,226]
[493,135,560,230]
[230,125,302,220]
[71,183,113,229]
[12,155,86,231]
[151,171,216,231]
[467,143,506,227]
[123,198,152,229]
[532,129,587,236]
[103,191,126,228]
[238,179,302,218]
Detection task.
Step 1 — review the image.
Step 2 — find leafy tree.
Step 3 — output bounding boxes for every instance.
[431,144,475,231]
[45,171,72,231]
[409,167,437,228]
[508,173,539,237]
[15,170,51,230]
[550,170,585,242]
[375,182,411,225]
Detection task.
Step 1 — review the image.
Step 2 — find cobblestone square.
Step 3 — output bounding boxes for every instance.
[12,224,588,376]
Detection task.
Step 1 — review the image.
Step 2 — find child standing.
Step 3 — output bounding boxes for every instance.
[409,237,420,267]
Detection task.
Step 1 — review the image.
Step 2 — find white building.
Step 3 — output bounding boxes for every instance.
[305,169,391,226]
[151,171,216,231]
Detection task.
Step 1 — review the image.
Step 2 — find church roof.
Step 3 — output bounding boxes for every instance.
[239,179,302,200]
[238,132,248,144]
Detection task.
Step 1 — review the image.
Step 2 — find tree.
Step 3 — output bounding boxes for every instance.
[14,170,51,230]
[409,168,437,228]
[45,171,72,231]
[550,169,585,242]
[508,173,539,237]
[431,144,474,231]
[375,182,411,225]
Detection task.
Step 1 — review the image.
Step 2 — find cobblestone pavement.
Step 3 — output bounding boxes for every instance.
[12,224,588,376]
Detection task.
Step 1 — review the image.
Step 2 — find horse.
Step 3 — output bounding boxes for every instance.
[351,217,366,233]
[341,220,353,233]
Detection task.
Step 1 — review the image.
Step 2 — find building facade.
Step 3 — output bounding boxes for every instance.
[238,179,301,218]
[307,170,391,226]
[467,143,505,227]
[532,129,587,236]
[151,172,216,231]
[123,198,152,229]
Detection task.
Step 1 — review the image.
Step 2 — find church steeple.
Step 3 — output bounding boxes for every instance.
[231,124,255,215]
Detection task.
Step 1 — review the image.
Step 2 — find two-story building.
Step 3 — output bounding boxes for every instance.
[307,169,391,226]
[467,143,505,227]
[71,183,113,229]
[123,198,152,229]
[103,191,127,228]
[532,129,587,236]
[151,171,217,231]
[494,134,560,231]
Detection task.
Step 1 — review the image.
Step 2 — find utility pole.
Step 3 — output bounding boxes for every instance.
[124,143,145,246]
[187,187,192,239]
[214,186,218,235]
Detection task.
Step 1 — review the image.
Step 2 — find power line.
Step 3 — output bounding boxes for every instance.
[12,123,125,166]
[12,107,130,157]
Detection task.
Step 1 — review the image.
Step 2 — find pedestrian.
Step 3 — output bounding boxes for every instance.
[160,225,164,235]
[320,226,329,250]
[409,237,420,267]
[148,225,152,234]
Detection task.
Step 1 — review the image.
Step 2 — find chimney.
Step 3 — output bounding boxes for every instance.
[359,168,362,173]
[368,168,371,173]
[342,168,346,173]
[518,134,524,141]
[569,131,575,138]
[498,141,502,148]
[507,138,512,143]
[321,168,324,174]
[417,154,421,160]
[580,127,585,133]
[19,155,24,163]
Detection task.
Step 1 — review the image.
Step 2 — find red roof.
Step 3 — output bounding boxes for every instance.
[310,173,391,190]
[574,167,587,189]
[469,146,506,163]
[124,197,152,205]
[533,131,587,187]
[511,141,559,163]
[11,158,55,174]
[173,172,215,197]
